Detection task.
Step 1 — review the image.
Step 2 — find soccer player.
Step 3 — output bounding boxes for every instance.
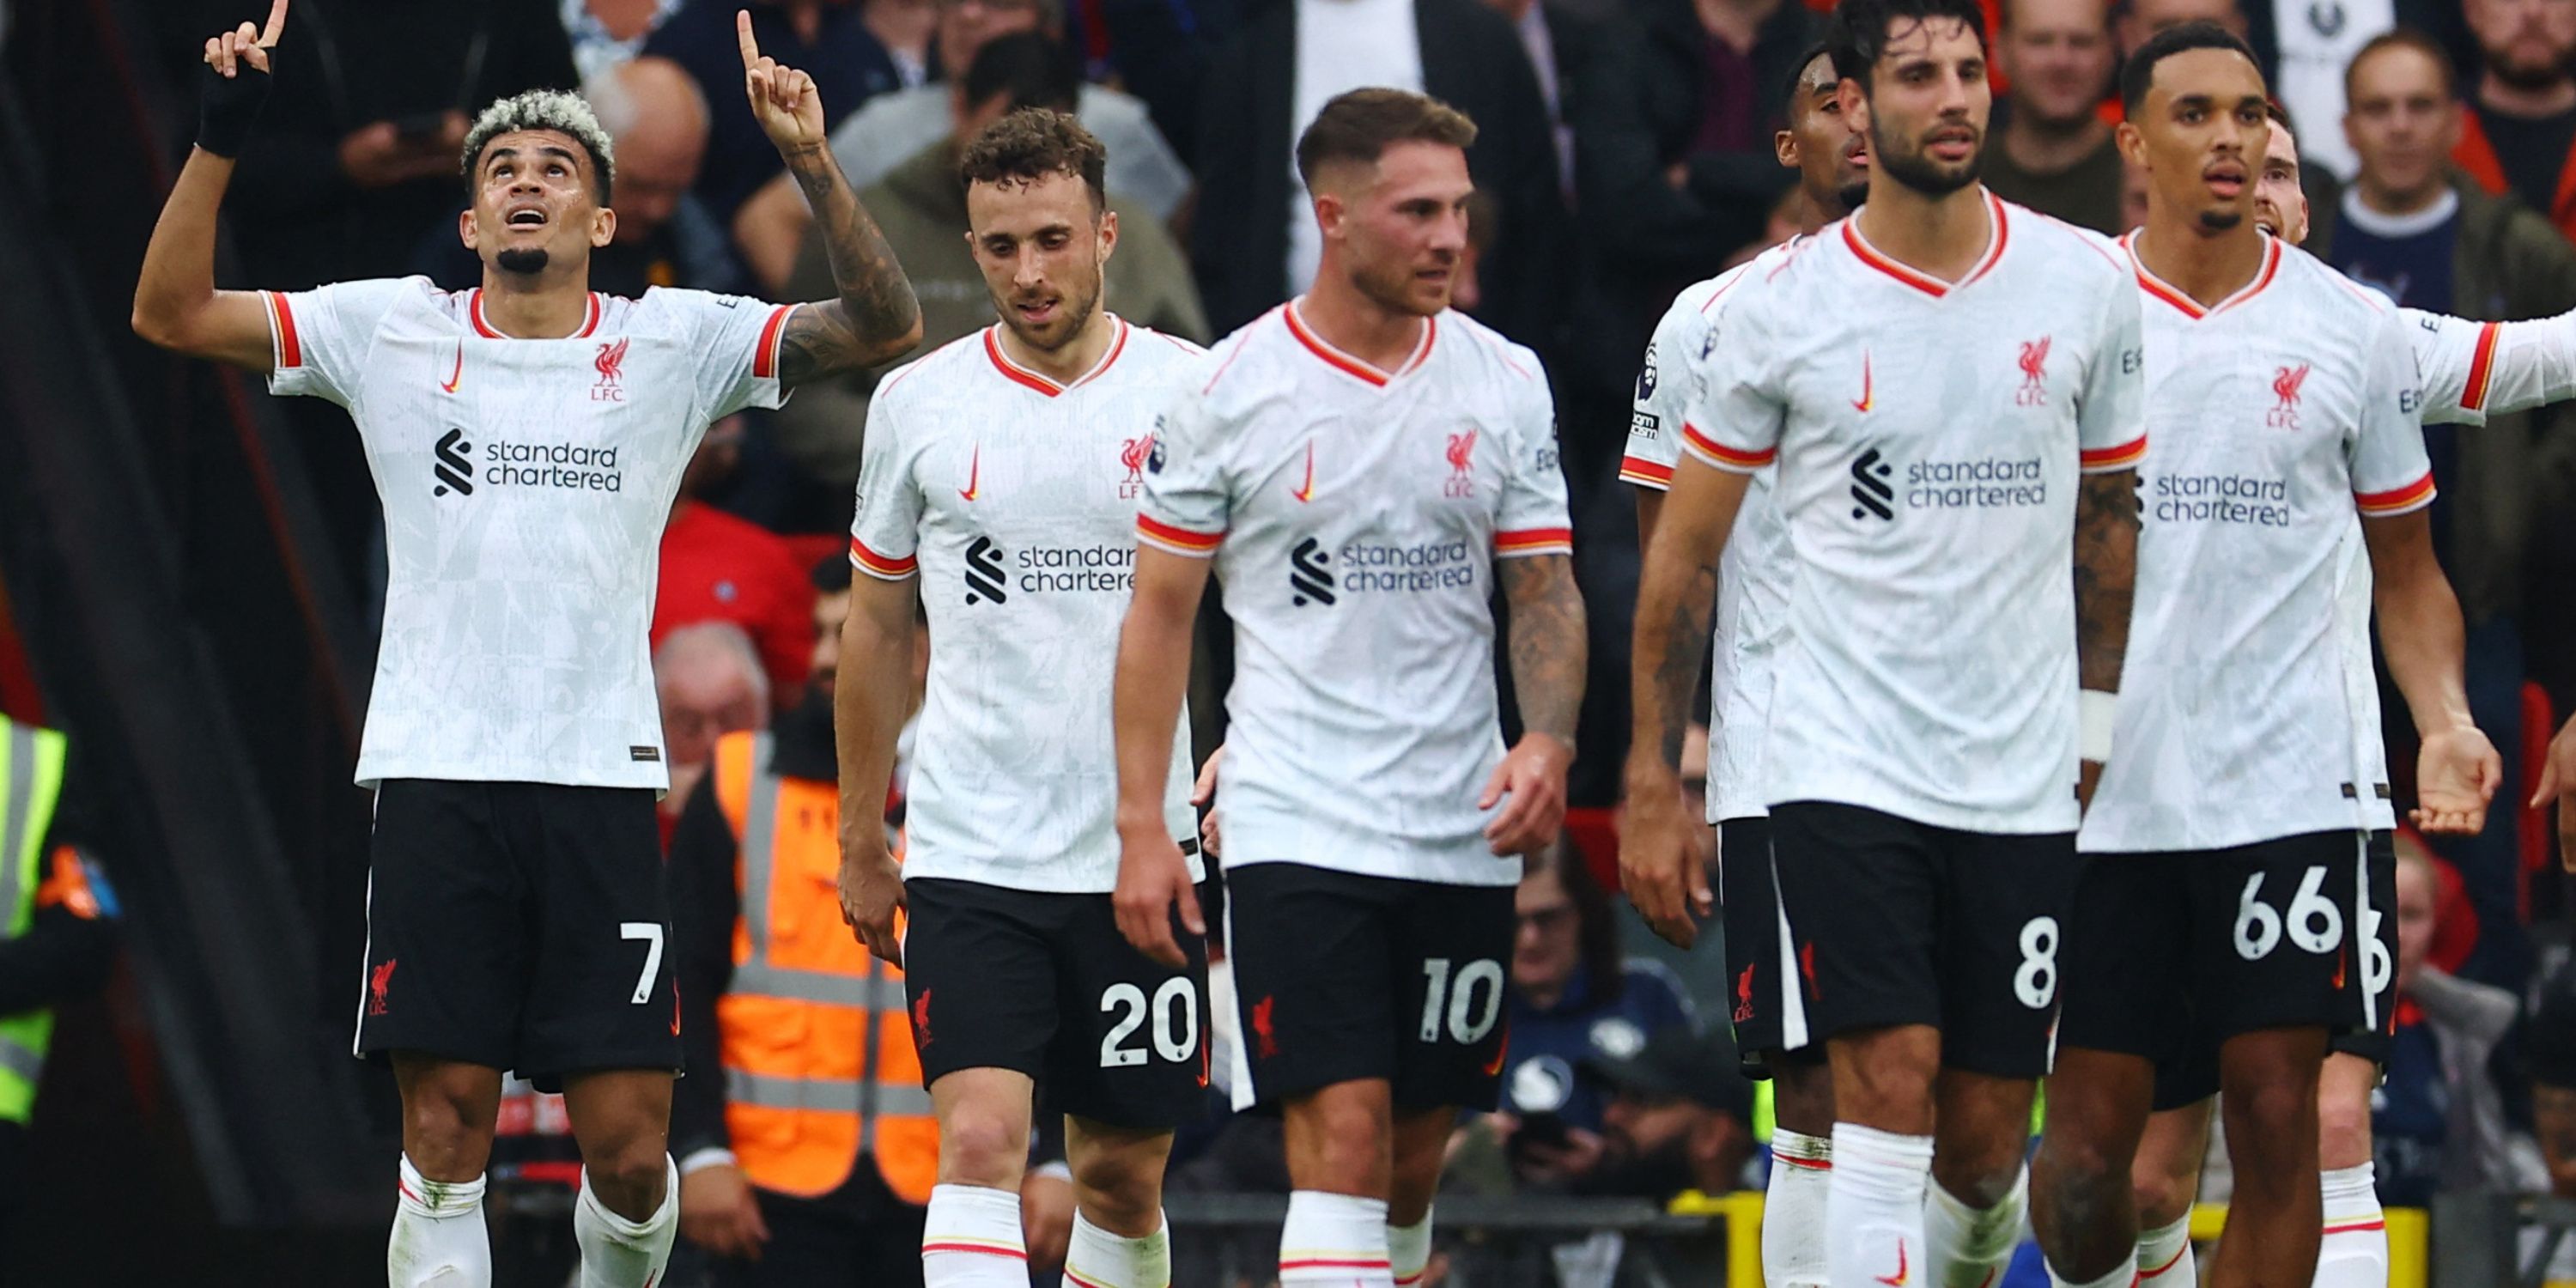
[1623,0,2148,1284]
[2108,100,2572,1288]
[131,8,922,1285]
[1110,89,1587,1288]
[1617,43,1870,1288]
[834,107,1211,1288]
[2027,24,2500,1288]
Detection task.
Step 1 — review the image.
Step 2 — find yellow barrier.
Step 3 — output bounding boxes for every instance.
[1665,1193,2427,1287]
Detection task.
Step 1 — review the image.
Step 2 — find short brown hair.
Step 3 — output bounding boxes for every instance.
[958,106,1108,211]
[1293,88,1478,191]
[2344,27,2457,103]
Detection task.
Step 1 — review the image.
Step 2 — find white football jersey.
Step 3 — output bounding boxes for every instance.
[848,319,1203,894]
[2080,236,2433,853]
[1621,252,1794,824]
[1139,303,1573,887]
[265,278,793,791]
[1686,195,2148,834]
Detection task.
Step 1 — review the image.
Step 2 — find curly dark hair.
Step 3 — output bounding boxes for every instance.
[957,106,1108,213]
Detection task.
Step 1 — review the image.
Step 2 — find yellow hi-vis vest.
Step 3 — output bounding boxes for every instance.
[0,718,69,1123]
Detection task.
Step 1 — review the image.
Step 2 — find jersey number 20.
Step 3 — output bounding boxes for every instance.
[1101,978,1199,1067]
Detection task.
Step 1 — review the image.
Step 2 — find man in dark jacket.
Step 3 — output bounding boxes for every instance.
[1189,0,1566,349]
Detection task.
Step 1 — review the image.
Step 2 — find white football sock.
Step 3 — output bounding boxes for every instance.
[387,1154,490,1287]
[572,1156,676,1288]
[1065,1208,1170,1288]
[2315,1163,2388,1288]
[1924,1166,2026,1288]
[1388,1206,1434,1286]
[1767,1129,1834,1288]
[2136,1214,2195,1284]
[2045,1257,2136,1288]
[1827,1124,1934,1288]
[1279,1190,1394,1286]
[923,1183,1030,1285]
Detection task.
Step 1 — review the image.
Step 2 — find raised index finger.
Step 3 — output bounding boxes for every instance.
[736,9,762,67]
[259,0,289,46]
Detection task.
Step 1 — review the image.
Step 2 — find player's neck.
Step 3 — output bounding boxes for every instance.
[996,307,1117,385]
[476,270,596,339]
[1298,270,1431,374]
[1855,178,1992,283]
[2134,206,2266,308]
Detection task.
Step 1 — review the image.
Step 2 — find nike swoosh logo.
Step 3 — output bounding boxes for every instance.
[1853,353,1873,413]
[439,341,464,394]
[1875,1242,1909,1287]
[960,445,981,501]
[1291,442,1315,502]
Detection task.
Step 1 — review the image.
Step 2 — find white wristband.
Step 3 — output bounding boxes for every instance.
[678,1147,738,1176]
[2080,690,2117,763]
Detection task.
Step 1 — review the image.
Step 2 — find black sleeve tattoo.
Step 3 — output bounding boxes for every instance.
[776,143,920,386]
[1640,556,1716,769]
[1498,553,1588,748]
[2073,468,2141,694]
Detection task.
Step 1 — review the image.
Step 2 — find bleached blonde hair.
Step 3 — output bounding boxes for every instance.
[462,88,617,204]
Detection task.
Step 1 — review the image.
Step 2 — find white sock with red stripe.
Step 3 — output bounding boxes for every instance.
[1388,1207,1433,1286]
[1826,1124,1934,1288]
[389,1154,490,1287]
[2044,1258,2135,1288]
[1279,1190,1394,1285]
[1766,1129,1833,1288]
[2314,1163,2388,1288]
[2135,1214,2194,1285]
[923,1183,1030,1285]
[1064,1209,1170,1288]
[1923,1166,2026,1288]
[572,1155,677,1288]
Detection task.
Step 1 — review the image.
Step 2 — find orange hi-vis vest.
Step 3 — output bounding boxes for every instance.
[711,731,938,1203]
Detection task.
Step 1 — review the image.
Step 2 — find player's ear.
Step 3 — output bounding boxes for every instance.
[1838,78,1869,135]
[2116,119,2146,167]
[1313,191,1345,241]
[1775,128,1799,169]
[459,206,479,252]
[1096,206,1120,264]
[591,206,617,249]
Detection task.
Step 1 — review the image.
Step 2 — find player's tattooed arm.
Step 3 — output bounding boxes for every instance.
[1500,554,1589,747]
[1639,550,1716,770]
[2071,468,2141,694]
[776,145,922,385]
[1620,458,1745,946]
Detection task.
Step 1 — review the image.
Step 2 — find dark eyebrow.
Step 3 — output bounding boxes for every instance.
[485,145,580,169]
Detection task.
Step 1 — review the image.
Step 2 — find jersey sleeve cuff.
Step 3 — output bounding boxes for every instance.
[2459,320,2500,412]
[849,537,919,580]
[750,303,796,381]
[2356,471,2437,517]
[1618,455,1675,489]
[2079,435,2148,472]
[1495,527,1574,557]
[1679,422,1775,473]
[1137,513,1224,557]
[266,290,304,370]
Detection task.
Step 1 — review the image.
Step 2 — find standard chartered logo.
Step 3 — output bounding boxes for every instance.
[2151,474,2292,526]
[961,535,1135,605]
[1288,534,1478,605]
[433,428,474,497]
[438,436,628,495]
[1846,447,2050,519]
[1289,538,1335,606]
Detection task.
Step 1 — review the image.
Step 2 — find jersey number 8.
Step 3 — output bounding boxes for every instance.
[1101,978,1199,1068]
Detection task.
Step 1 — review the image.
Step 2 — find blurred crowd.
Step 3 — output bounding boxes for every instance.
[129,0,2576,1281]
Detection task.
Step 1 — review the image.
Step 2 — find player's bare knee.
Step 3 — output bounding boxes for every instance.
[1069,1146,1161,1228]
[1934,1141,2030,1207]
[2129,1159,2198,1229]
[1771,1061,1836,1136]
[2314,1089,2372,1163]
[580,1134,671,1214]
[2219,1078,2316,1159]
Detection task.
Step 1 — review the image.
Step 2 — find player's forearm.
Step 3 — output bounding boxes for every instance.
[831,591,916,838]
[2367,518,2476,735]
[1112,572,1203,833]
[1626,469,1739,779]
[1500,554,1587,747]
[131,148,236,352]
[2484,310,2576,417]
[1633,487,1664,550]
[777,143,920,380]
[2072,469,2141,694]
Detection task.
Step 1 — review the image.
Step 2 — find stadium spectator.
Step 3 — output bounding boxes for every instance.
[732,0,1192,289]
[1476,0,1606,204]
[2366,834,2543,1206]
[2455,0,2576,240]
[2238,0,2475,181]
[1493,842,1696,1165]
[416,53,738,295]
[1192,0,1566,346]
[1058,0,1236,168]
[0,719,120,1250]
[1982,0,2123,234]
[654,432,817,709]
[2329,27,2576,988]
[2115,0,2250,58]
[668,564,940,1285]
[642,0,902,238]
[562,0,689,81]
[762,33,1208,491]
[654,622,772,832]
[1583,1027,1758,1203]
[866,0,938,86]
